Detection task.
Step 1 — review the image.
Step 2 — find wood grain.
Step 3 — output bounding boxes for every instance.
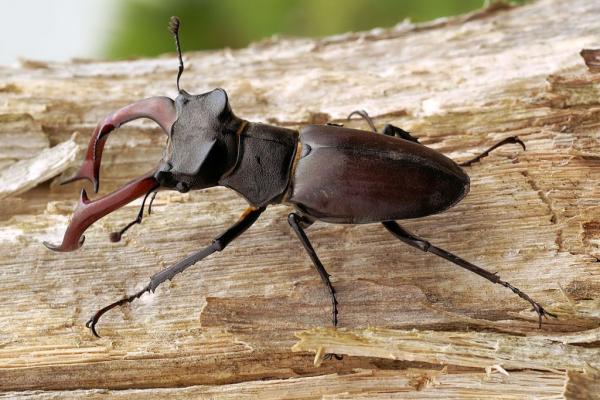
[0,0,599,398]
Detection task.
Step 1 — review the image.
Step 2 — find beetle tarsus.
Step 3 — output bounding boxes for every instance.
[460,136,526,167]
[86,284,152,338]
[502,281,558,328]
[288,213,339,327]
[532,304,557,328]
[382,221,557,327]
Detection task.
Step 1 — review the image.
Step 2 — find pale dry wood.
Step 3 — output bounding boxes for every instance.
[0,370,567,400]
[292,327,600,370]
[0,112,48,170]
[0,134,79,200]
[0,0,599,398]
[564,366,600,400]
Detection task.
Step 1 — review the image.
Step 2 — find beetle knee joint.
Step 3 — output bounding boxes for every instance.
[287,213,299,226]
[416,240,431,252]
[212,239,226,251]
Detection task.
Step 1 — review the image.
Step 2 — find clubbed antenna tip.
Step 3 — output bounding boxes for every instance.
[169,16,184,92]
[169,16,180,37]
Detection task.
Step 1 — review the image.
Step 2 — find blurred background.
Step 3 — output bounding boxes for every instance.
[0,0,525,65]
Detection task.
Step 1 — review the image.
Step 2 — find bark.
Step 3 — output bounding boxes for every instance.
[1,0,599,398]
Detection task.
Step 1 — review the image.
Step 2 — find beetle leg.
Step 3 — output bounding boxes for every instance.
[459,136,526,167]
[147,191,159,215]
[381,124,421,144]
[347,110,421,143]
[86,206,265,337]
[43,171,159,252]
[382,221,557,328]
[347,110,378,133]
[288,213,339,327]
[62,97,176,193]
[288,213,343,362]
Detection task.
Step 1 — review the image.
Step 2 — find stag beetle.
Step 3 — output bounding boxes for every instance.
[44,17,556,337]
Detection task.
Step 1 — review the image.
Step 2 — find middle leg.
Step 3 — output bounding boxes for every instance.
[288,213,339,327]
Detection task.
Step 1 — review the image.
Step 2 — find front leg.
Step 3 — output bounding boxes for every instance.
[86,206,266,337]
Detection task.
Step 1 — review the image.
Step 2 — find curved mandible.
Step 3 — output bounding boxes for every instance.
[44,171,159,252]
[63,97,176,193]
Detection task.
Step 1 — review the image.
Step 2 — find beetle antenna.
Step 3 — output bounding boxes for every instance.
[109,185,158,243]
[147,191,158,215]
[169,16,184,93]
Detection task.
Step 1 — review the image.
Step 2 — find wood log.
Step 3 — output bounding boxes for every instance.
[0,0,599,398]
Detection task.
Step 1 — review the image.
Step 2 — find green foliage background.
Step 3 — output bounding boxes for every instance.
[105,0,524,59]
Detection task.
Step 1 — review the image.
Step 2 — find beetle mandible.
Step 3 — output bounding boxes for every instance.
[44,17,556,337]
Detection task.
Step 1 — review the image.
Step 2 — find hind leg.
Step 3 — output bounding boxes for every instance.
[347,110,421,143]
[381,124,420,144]
[459,136,526,167]
[382,221,556,328]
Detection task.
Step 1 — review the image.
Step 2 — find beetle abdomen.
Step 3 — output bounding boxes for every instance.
[288,125,469,224]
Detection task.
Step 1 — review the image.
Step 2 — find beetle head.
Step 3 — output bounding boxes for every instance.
[156,87,242,192]
[44,17,243,252]
[153,17,244,192]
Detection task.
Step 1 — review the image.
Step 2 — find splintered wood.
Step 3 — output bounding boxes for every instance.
[292,327,600,370]
[0,134,79,200]
[0,0,599,398]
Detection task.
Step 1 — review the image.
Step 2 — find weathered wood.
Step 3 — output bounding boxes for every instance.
[0,0,599,398]
[0,134,79,200]
[293,327,600,370]
[565,367,600,400]
[0,370,568,399]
